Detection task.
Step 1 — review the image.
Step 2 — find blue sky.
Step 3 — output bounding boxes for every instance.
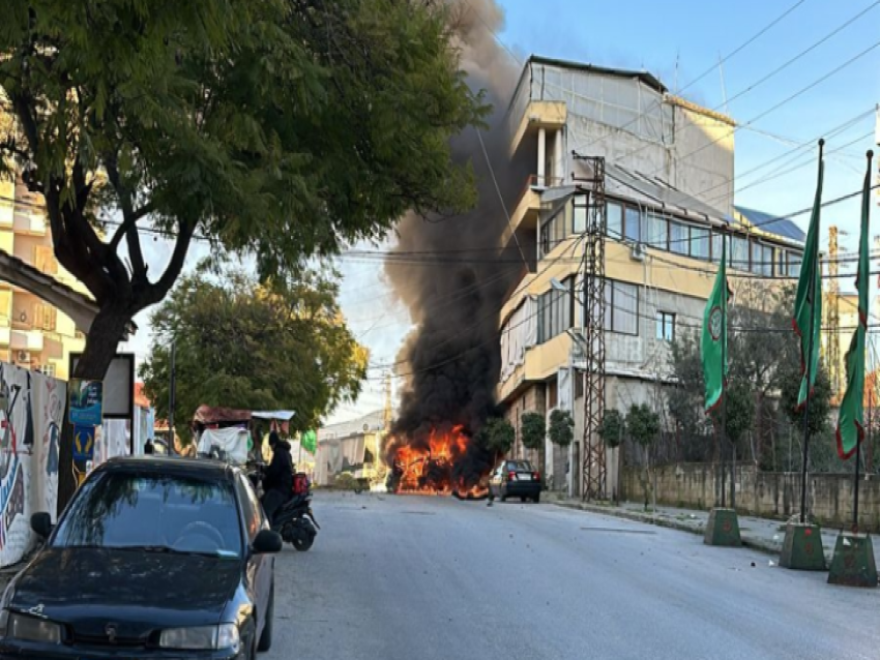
[127,0,880,425]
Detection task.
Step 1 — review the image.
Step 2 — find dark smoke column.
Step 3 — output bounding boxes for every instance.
[383,0,531,487]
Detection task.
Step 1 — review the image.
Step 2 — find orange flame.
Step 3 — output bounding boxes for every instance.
[391,425,488,498]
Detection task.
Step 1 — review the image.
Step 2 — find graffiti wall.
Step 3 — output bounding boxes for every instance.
[0,363,66,567]
[94,419,131,467]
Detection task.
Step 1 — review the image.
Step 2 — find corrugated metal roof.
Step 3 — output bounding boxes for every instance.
[734,206,805,244]
[528,55,667,95]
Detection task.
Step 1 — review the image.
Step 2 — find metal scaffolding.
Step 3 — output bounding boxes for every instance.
[575,156,607,501]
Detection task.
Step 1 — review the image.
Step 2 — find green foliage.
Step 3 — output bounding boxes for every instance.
[599,409,626,449]
[476,418,515,456]
[548,409,574,447]
[0,0,487,378]
[666,283,832,464]
[520,412,546,451]
[780,359,832,440]
[139,266,366,440]
[626,404,661,448]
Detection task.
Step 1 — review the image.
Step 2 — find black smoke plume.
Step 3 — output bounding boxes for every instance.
[383,0,533,488]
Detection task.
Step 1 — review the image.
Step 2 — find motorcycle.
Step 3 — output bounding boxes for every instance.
[271,491,320,551]
[248,467,319,552]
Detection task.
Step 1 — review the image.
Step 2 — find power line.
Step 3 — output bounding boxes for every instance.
[636,37,880,180]
[594,2,879,165]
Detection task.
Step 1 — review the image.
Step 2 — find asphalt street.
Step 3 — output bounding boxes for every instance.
[268,491,879,660]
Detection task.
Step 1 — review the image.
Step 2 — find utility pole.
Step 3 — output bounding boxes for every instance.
[168,339,176,450]
[573,155,607,501]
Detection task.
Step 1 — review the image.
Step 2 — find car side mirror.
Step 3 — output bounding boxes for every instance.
[252,529,282,554]
[31,512,53,539]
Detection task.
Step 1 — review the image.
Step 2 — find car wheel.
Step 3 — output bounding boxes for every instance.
[533,493,541,504]
[257,585,274,652]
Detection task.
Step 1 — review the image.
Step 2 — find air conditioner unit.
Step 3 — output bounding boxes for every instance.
[17,351,30,363]
[630,243,646,262]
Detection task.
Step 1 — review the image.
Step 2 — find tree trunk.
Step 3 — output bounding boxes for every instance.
[57,306,134,517]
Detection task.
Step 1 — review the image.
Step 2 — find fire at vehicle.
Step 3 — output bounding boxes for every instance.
[385,424,492,499]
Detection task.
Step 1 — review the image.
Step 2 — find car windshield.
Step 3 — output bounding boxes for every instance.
[52,472,242,558]
[507,461,533,472]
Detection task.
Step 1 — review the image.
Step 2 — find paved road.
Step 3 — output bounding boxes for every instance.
[268,491,879,660]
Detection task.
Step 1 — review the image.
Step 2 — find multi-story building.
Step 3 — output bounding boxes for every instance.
[497,55,806,495]
[0,178,87,380]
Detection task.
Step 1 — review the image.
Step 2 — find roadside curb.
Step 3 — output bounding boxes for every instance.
[552,501,784,557]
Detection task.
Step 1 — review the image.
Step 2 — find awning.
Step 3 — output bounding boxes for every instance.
[252,410,296,421]
[192,405,252,426]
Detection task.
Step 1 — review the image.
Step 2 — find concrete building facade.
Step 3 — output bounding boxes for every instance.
[0,178,87,380]
[497,56,807,496]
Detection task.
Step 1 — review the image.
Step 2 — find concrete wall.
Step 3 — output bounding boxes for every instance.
[620,462,880,533]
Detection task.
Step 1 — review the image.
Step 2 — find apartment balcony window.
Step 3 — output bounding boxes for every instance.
[656,312,675,342]
[624,206,641,243]
[606,202,623,239]
[37,363,56,378]
[646,212,667,250]
[537,277,573,344]
[601,280,638,335]
[691,228,710,260]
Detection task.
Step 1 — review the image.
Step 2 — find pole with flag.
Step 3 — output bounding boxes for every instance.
[793,140,824,525]
[701,237,741,546]
[836,150,873,533]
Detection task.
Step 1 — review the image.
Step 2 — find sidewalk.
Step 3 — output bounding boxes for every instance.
[549,495,880,568]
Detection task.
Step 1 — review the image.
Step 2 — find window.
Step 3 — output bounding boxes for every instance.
[540,222,552,256]
[691,227,710,260]
[646,212,667,250]
[52,473,243,558]
[624,206,641,243]
[34,303,56,331]
[711,233,724,264]
[602,280,639,335]
[236,474,264,541]
[506,461,533,472]
[38,363,55,378]
[777,249,788,276]
[788,252,802,278]
[669,221,689,256]
[732,236,749,270]
[573,195,588,234]
[574,369,584,398]
[537,278,573,344]
[547,380,558,409]
[606,202,623,239]
[656,312,675,342]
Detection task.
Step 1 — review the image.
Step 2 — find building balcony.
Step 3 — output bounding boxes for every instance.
[11,329,43,352]
[509,101,567,157]
[0,327,10,347]
[500,174,567,248]
[498,333,571,404]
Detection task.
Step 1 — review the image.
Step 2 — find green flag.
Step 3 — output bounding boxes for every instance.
[836,152,872,458]
[301,429,317,454]
[793,152,824,408]
[702,238,729,412]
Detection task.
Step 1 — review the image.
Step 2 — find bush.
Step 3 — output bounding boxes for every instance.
[521,412,546,451]
[599,409,625,448]
[548,409,574,447]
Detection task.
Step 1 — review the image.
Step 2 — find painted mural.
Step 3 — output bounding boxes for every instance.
[0,363,66,567]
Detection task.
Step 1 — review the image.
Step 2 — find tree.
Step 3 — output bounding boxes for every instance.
[627,403,661,510]
[548,409,574,447]
[476,417,515,462]
[598,409,626,449]
[780,359,832,444]
[140,266,366,441]
[0,1,486,508]
[520,412,545,451]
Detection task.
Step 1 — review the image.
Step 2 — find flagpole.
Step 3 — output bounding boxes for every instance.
[799,139,824,525]
[852,149,873,534]
[721,236,730,510]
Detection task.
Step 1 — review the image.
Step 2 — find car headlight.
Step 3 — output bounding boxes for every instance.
[3,612,62,644]
[159,624,240,651]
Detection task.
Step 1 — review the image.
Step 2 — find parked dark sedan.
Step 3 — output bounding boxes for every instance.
[488,459,542,503]
[0,457,282,660]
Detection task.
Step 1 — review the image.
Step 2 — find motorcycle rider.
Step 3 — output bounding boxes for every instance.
[261,431,294,523]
